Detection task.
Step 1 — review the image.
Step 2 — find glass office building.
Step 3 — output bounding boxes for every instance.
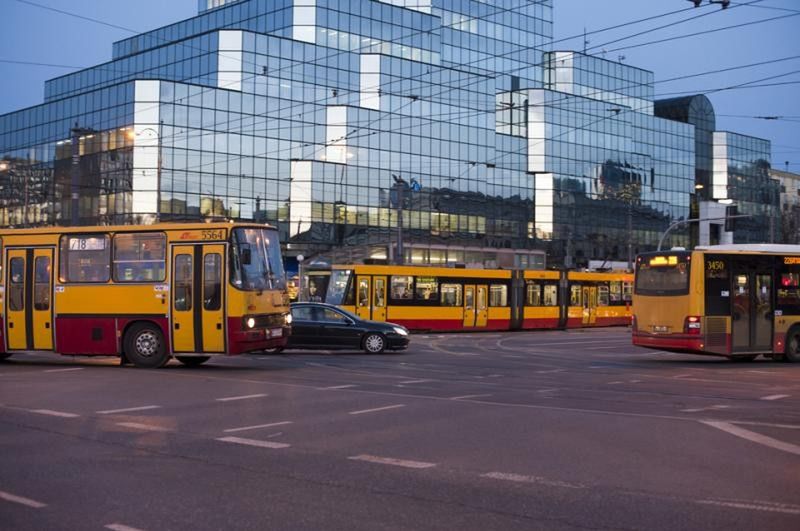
[0,0,775,267]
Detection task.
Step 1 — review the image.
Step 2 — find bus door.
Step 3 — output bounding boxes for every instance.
[372,276,387,322]
[355,275,371,320]
[731,261,773,353]
[171,244,226,353]
[582,285,597,325]
[4,248,54,351]
[475,285,488,327]
[463,285,476,327]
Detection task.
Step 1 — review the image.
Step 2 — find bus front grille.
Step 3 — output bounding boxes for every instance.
[706,317,728,347]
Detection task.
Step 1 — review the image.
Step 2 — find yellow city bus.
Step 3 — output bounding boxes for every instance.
[303,264,632,332]
[632,244,800,362]
[0,222,290,368]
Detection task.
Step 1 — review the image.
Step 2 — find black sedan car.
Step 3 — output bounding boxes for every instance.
[283,302,409,354]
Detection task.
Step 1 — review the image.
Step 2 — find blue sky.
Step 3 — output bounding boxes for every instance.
[1,0,798,169]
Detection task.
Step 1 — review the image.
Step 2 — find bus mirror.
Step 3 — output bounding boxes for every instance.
[240,244,252,265]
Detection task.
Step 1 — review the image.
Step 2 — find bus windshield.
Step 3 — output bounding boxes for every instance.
[231,227,286,291]
[635,254,691,296]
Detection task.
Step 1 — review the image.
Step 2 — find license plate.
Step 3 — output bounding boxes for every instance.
[270,328,283,338]
[652,325,669,333]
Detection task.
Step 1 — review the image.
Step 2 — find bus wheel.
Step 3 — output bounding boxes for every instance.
[176,356,210,367]
[363,333,386,354]
[785,327,800,363]
[0,353,11,361]
[125,323,169,369]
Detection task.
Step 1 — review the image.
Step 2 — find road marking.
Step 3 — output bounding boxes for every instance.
[106,524,146,531]
[733,420,800,430]
[760,394,790,401]
[482,472,584,489]
[398,379,432,384]
[216,436,290,449]
[503,355,524,359]
[697,499,800,515]
[536,369,565,374]
[43,367,84,373]
[215,393,268,402]
[587,346,621,350]
[537,388,559,393]
[31,409,79,418]
[449,394,492,400]
[349,404,405,415]
[223,421,293,433]
[701,420,800,456]
[97,405,161,415]
[608,381,624,385]
[348,454,436,469]
[116,422,171,432]
[681,405,730,413]
[322,384,358,390]
[0,490,47,508]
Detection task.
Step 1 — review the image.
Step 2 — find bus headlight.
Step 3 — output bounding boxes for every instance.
[247,317,256,329]
[393,326,409,336]
[285,313,293,325]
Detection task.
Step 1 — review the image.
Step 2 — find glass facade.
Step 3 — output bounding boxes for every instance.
[0,0,777,267]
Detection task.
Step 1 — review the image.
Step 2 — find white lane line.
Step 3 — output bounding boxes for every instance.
[536,369,565,374]
[607,381,624,385]
[215,393,268,402]
[223,421,293,433]
[0,490,47,508]
[449,394,492,400]
[697,499,800,515]
[348,454,436,469]
[216,436,290,449]
[349,404,406,415]
[43,367,84,373]
[398,379,432,384]
[482,472,584,489]
[322,384,358,390]
[733,420,800,430]
[701,420,800,456]
[31,409,79,418]
[760,394,790,401]
[682,405,730,413]
[106,524,146,531]
[97,405,161,415]
[116,422,171,432]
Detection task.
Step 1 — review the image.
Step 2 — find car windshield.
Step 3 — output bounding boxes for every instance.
[230,227,286,291]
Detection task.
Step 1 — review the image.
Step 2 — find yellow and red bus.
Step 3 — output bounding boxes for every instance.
[302,264,632,332]
[632,244,800,362]
[0,222,290,368]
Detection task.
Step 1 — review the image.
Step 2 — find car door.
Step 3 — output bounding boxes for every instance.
[288,305,321,347]
[319,307,362,348]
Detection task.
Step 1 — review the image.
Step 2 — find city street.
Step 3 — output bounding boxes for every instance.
[1,327,799,531]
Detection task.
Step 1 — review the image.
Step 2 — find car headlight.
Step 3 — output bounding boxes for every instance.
[285,313,293,325]
[393,326,408,336]
[247,317,256,329]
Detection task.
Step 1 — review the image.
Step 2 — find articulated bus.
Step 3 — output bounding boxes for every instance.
[301,264,632,332]
[632,244,800,362]
[0,222,291,368]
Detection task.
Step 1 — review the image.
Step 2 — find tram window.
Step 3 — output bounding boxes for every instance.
[59,234,110,283]
[357,278,370,307]
[598,285,609,306]
[441,284,462,306]
[9,257,24,311]
[34,256,51,311]
[609,281,622,303]
[526,282,541,306]
[490,284,508,307]
[622,281,633,302]
[203,254,222,311]
[570,285,582,306]
[113,232,166,282]
[415,276,438,301]
[391,276,414,300]
[543,285,558,306]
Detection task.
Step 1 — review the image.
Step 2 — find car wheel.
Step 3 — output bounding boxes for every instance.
[363,333,386,354]
[785,327,800,363]
[262,347,285,354]
[124,323,170,368]
[176,356,210,367]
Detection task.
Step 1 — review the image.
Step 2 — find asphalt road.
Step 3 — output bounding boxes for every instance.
[1,327,799,531]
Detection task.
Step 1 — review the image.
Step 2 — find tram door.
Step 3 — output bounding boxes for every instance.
[475,285,488,328]
[171,244,226,353]
[356,276,371,320]
[372,276,387,322]
[463,285,476,327]
[582,286,598,325]
[4,248,54,351]
[731,261,773,352]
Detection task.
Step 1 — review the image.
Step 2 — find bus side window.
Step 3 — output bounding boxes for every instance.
[174,255,192,311]
[8,257,24,311]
